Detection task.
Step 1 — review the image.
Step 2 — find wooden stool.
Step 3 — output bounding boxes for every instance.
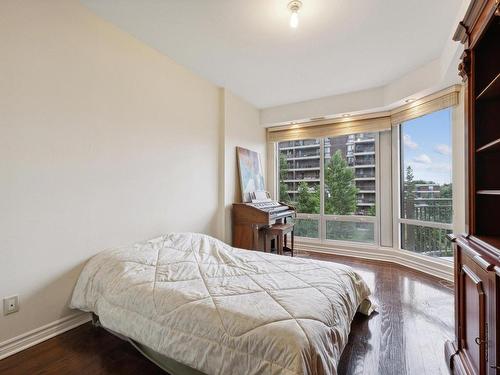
[263,223,294,256]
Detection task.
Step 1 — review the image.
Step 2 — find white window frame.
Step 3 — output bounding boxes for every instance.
[277,134,380,247]
[393,115,453,256]
[269,88,464,280]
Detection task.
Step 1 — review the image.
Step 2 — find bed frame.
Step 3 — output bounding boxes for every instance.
[91,313,205,375]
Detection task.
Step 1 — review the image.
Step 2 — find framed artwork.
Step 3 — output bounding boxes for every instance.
[236,146,265,202]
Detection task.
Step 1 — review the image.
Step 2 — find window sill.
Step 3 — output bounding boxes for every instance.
[295,239,454,282]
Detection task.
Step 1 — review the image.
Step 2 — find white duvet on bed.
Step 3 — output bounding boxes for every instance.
[71,233,373,375]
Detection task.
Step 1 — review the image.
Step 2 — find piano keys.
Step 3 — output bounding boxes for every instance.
[232,201,296,251]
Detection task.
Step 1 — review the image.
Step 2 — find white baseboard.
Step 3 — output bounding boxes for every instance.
[296,242,454,282]
[0,312,91,360]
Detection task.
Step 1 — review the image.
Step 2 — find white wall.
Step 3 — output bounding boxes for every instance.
[222,91,266,244]
[259,0,471,128]
[260,57,463,127]
[0,0,264,346]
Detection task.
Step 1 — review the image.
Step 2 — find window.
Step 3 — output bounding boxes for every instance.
[323,133,377,244]
[399,108,453,259]
[272,90,460,269]
[279,139,320,239]
[278,133,378,244]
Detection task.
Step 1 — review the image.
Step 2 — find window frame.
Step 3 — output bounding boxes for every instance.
[268,88,463,280]
[277,133,380,247]
[394,111,453,258]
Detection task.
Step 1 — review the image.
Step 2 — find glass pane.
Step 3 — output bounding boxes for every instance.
[294,218,319,238]
[324,133,376,216]
[401,224,452,259]
[326,221,375,243]
[278,139,320,214]
[400,108,453,224]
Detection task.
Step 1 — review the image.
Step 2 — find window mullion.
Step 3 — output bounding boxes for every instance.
[392,126,401,249]
[375,132,380,246]
[323,214,376,223]
[319,138,325,241]
[399,218,452,230]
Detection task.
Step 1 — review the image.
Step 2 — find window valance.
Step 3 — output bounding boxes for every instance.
[267,115,391,142]
[390,87,460,125]
[267,85,461,142]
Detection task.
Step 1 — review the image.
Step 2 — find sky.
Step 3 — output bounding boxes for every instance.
[401,108,452,185]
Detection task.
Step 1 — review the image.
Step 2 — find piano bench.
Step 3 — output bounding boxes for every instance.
[263,223,294,256]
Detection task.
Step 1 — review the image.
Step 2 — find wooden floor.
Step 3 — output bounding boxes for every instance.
[0,252,454,375]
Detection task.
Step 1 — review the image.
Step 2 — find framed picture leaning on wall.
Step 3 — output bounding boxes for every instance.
[236,146,265,203]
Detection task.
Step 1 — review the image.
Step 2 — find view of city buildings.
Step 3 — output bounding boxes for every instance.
[401,172,453,257]
[397,107,454,258]
[278,133,376,215]
[412,183,452,222]
[277,133,453,256]
[278,139,321,204]
[276,110,453,258]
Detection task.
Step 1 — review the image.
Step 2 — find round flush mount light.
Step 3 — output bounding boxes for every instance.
[288,0,302,28]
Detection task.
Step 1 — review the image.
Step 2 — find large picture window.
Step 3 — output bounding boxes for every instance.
[399,108,453,258]
[271,90,459,269]
[323,133,376,244]
[278,133,378,244]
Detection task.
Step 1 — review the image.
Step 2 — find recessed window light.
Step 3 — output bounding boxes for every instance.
[404,98,415,103]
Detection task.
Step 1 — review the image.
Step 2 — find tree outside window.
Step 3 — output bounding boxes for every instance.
[277,134,376,242]
[324,150,358,215]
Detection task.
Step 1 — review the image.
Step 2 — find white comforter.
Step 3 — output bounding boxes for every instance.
[71,233,373,375]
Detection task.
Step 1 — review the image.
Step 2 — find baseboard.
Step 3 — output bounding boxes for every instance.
[296,242,454,282]
[0,312,91,360]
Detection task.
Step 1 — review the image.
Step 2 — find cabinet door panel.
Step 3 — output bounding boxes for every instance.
[459,258,487,375]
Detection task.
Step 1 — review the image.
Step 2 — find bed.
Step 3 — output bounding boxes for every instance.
[70,233,374,375]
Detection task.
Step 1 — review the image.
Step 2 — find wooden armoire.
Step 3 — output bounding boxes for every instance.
[445,0,500,374]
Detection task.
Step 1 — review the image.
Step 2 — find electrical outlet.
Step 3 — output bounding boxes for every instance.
[3,295,19,315]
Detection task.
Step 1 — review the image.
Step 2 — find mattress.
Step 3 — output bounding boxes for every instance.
[71,233,373,375]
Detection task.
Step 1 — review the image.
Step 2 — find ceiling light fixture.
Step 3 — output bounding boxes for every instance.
[288,1,302,28]
[404,98,415,103]
[342,114,351,117]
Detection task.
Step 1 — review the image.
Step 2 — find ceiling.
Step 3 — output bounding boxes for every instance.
[80,0,463,109]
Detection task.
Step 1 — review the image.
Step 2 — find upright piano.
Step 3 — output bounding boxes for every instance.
[232,201,296,251]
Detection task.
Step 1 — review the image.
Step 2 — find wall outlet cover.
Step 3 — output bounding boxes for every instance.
[3,295,19,315]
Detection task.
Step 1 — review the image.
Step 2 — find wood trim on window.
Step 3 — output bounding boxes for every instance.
[390,86,461,125]
[267,85,462,142]
[267,116,390,142]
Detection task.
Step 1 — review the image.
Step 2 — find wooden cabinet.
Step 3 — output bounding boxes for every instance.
[446,1,500,374]
[446,235,499,374]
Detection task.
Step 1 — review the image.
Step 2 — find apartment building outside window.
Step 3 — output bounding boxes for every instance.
[279,139,321,238]
[278,133,378,244]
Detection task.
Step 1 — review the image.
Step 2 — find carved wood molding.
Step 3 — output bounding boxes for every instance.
[458,50,471,82]
[453,0,490,43]
[454,22,469,44]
